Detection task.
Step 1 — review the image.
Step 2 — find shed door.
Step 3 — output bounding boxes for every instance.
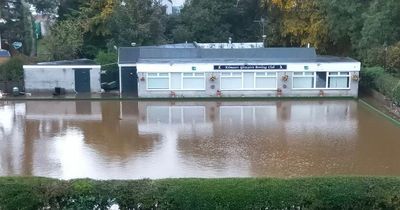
[121,67,138,96]
[74,69,91,93]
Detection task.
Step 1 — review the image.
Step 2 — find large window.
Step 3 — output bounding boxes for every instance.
[147,72,206,90]
[221,72,277,90]
[328,72,350,88]
[293,72,315,89]
[255,72,277,89]
[293,71,351,89]
[221,72,242,90]
[182,73,205,90]
[147,73,169,89]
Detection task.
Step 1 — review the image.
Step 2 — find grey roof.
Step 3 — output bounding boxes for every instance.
[119,47,320,64]
[37,59,97,65]
[0,50,11,57]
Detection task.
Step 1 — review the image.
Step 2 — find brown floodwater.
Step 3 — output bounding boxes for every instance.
[0,100,399,180]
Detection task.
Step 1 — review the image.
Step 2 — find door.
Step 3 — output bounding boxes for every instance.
[121,67,138,96]
[74,69,91,93]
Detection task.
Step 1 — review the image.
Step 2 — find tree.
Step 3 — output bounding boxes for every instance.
[107,0,167,47]
[27,0,59,13]
[171,0,266,43]
[262,0,330,51]
[43,20,84,60]
[0,0,34,55]
[359,0,400,50]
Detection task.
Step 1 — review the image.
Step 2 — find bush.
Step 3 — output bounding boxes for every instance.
[361,67,400,105]
[1,177,400,209]
[361,42,400,75]
[0,57,25,81]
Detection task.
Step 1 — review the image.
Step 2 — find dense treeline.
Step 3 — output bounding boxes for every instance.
[1,0,400,73]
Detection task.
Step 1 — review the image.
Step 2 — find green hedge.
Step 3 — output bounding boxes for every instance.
[0,57,25,81]
[361,67,400,105]
[1,177,400,209]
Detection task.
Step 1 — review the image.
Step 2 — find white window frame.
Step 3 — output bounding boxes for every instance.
[292,71,351,90]
[220,71,278,90]
[220,72,244,90]
[327,72,351,89]
[147,73,170,90]
[254,72,278,90]
[180,72,206,90]
[292,72,316,89]
[146,72,206,91]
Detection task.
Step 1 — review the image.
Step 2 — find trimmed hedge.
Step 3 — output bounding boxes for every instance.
[361,67,400,105]
[1,177,400,209]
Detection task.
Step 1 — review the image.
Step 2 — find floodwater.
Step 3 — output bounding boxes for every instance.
[0,100,399,180]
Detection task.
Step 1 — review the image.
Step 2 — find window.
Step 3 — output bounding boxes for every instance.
[293,72,315,89]
[316,72,327,88]
[243,73,255,89]
[255,72,277,89]
[293,71,351,89]
[147,73,169,89]
[328,72,350,88]
[221,72,242,90]
[182,73,205,90]
[170,73,182,89]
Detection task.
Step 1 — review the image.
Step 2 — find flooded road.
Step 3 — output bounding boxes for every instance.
[0,100,399,180]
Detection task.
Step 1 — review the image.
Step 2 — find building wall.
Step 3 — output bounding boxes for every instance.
[24,67,101,93]
[136,62,360,98]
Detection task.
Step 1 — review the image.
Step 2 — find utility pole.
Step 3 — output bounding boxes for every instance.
[254,17,267,47]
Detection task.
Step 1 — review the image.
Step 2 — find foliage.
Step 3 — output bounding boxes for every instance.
[361,67,400,105]
[0,0,35,55]
[107,0,167,47]
[43,20,84,60]
[95,51,117,72]
[0,57,26,81]
[262,0,329,51]
[1,177,400,209]
[173,0,266,43]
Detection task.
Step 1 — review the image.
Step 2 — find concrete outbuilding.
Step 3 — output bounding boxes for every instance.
[23,59,101,94]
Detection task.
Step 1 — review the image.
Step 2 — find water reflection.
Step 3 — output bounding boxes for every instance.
[0,100,399,179]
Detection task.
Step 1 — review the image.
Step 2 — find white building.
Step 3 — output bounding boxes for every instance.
[118,43,361,98]
[23,59,101,94]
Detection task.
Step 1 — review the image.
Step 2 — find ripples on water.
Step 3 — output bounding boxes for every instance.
[0,100,399,179]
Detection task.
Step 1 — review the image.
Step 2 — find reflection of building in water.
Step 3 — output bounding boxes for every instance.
[138,103,213,136]
[3,100,400,179]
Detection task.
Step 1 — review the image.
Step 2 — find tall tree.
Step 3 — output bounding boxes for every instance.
[172,0,266,43]
[262,0,329,51]
[107,0,167,47]
[43,19,84,60]
[0,0,34,55]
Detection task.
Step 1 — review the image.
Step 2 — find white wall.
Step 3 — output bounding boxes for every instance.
[24,66,101,93]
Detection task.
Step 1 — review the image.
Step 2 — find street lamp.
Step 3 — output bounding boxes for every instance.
[254,17,267,47]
